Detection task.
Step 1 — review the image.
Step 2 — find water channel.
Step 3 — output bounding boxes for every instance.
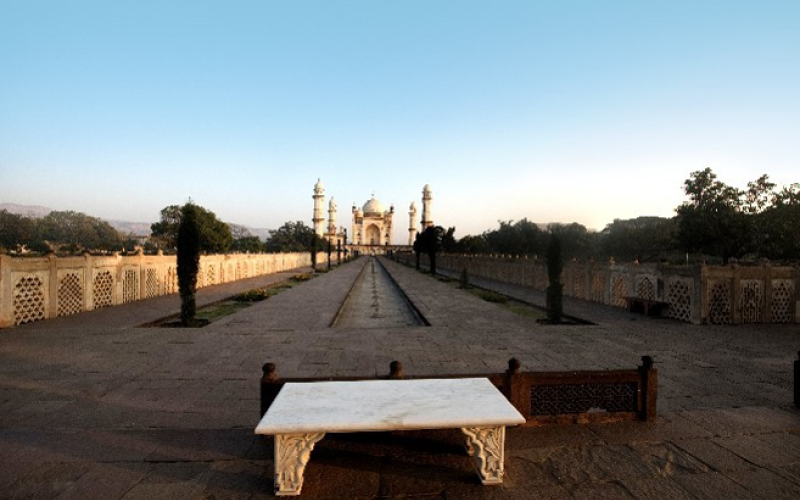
[332,257,427,329]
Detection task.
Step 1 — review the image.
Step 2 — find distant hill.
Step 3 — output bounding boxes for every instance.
[1,203,272,239]
[0,203,52,218]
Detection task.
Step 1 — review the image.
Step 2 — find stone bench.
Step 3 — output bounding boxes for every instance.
[623,296,669,317]
[255,378,526,496]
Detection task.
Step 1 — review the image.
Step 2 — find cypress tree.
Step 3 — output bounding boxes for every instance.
[546,234,564,324]
[177,203,201,326]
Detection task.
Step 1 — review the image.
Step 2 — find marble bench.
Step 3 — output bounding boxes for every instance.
[255,378,526,496]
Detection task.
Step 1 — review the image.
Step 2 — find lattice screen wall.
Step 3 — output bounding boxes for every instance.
[13,275,46,325]
[739,280,764,324]
[93,270,114,309]
[58,272,83,317]
[122,269,139,303]
[666,278,692,323]
[611,275,628,308]
[635,276,656,301]
[2,252,318,328]
[708,280,732,324]
[771,280,795,323]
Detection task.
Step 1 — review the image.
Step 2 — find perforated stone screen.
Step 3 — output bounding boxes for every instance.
[58,272,83,317]
[93,270,114,309]
[14,275,46,325]
[145,269,159,298]
[591,272,604,302]
[636,277,655,300]
[666,279,692,323]
[708,280,732,324]
[772,280,795,324]
[740,280,764,324]
[531,382,638,415]
[123,269,139,303]
[611,276,628,308]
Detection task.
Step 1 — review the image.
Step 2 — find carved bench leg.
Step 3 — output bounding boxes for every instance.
[461,426,506,485]
[274,433,326,496]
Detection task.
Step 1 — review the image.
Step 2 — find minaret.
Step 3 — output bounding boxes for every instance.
[327,197,337,237]
[421,184,433,229]
[408,202,417,245]
[312,179,325,237]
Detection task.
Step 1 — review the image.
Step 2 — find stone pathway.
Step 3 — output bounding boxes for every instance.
[0,257,799,499]
[333,257,425,329]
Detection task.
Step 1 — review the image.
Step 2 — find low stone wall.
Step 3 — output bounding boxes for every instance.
[0,251,329,328]
[261,357,658,425]
[397,253,799,325]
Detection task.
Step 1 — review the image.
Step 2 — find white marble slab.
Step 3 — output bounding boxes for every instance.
[255,378,525,435]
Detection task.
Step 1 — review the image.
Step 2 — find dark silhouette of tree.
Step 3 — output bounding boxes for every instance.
[0,210,37,252]
[151,204,233,253]
[441,227,457,253]
[454,234,489,254]
[675,168,752,264]
[415,226,444,275]
[547,223,592,260]
[483,219,544,255]
[265,221,316,253]
[177,203,201,326]
[599,217,676,262]
[37,210,122,252]
[230,236,264,253]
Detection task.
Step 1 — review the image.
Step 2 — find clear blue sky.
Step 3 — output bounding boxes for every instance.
[2,1,798,241]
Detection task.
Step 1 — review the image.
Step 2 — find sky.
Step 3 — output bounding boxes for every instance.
[1,1,798,242]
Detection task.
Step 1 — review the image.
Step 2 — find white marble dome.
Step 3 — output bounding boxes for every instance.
[362,196,384,214]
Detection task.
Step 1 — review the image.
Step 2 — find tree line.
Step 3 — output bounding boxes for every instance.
[3,168,796,262]
[445,168,799,265]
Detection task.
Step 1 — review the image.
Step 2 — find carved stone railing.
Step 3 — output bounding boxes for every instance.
[394,252,799,325]
[0,251,330,328]
[260,356,658,425]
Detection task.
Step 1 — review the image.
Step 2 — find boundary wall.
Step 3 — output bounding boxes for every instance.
[399,253,799,325]
[0,251,328,328]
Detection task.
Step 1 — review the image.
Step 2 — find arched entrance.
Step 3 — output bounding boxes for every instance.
[365,224,381,245]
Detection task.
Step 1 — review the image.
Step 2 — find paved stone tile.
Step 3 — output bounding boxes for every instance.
[711,434,799,468]
[672,471,760,500]
[672,437,755,472]
[55,462,150,500]
[2,257,800,498]
[565,481,636,499]
[618,477,696,500]
[587,413,713,445]
[724,467,800,500]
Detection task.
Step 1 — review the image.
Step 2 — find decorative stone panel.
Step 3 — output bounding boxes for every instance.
[14,275,46,325]
[636,276,655,301]
[93,270,114,309]
[572,273,585,299]
[666,278,692,323]
[771,279,795,324]
[708,280,732,324]
[145,268,159,298]
[122,269,139,303]
[739,280,763,324]
[591,272,604,303]
[611,275,627,308]
[206,265,216,286]
[58,272,84,317]
[531,382,638,415]
[165,267,177,294]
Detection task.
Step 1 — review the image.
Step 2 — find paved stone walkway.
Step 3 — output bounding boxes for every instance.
[1,257,799,499]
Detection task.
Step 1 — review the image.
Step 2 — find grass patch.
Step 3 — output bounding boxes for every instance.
[472,288,508,304]
[196,300,250,320]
